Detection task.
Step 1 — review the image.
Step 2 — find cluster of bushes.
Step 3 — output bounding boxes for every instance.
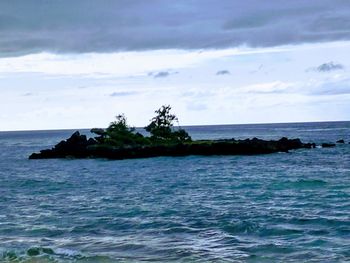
[91,105,192,147]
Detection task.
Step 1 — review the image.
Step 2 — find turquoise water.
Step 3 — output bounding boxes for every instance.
[0,122,349,262]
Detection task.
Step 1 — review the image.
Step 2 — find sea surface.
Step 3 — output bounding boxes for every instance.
[0,122,349,262]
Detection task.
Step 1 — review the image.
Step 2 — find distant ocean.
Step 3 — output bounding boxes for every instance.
[0,121,349,262]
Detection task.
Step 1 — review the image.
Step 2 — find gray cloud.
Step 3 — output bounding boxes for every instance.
[22,92,34,96]
[1,0,350,57]
[316,62,345,72]
[150,71,178,78]
[110,91,137,97]
[310,79,350,95]
[153,71,171,78]
[216,70,230,75]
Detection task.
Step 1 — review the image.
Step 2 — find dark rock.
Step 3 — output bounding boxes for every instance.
[303,142,316,148]
[29,131,97,159]
[321,143,336,148]
[87,138,97,145]
[27,247,40,256]
[29,132,316,160]
[336,139,345,144]
[27,247,54,256]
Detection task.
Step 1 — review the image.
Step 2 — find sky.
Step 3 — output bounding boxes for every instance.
[1,0,350,131]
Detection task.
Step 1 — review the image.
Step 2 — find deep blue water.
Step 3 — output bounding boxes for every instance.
[0,122,349,262]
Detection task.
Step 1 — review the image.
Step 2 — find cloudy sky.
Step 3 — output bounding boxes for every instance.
[1,0,350,131]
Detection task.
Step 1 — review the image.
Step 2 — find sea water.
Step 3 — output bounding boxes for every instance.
[0,122,349,262]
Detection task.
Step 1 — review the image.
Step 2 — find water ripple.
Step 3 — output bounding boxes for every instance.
[0,123,350,262]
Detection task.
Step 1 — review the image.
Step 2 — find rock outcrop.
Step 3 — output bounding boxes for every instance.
[29,132,316,160]
[321,143,336,148]
[29,131,97,159]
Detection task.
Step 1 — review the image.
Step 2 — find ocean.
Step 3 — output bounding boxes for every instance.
[0,121,349,262]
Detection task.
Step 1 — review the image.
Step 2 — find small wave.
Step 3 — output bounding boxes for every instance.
[270,179,327,190]
[297,128,350,132]
[163,226,199,234]
[259,227,304,237]
[221,220,260,234]
[19,179,43,187]
[1,247,55,262]
[293,179,327,187]
[0,247,117,263]
[53,248,82,258]
[243,243,296,254]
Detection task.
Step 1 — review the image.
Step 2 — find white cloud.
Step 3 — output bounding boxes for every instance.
[240,81,293,94]
[0,49,245,77]
[1,41,350,130]
[0,42,347,78]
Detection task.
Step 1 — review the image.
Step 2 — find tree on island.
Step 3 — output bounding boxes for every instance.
[91,105,191,147]
[92,114,149,146]
[145,105,192,143]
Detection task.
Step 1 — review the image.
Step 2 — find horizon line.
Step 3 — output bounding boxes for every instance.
[1,119,349,133]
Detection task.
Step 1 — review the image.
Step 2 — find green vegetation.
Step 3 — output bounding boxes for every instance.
[92,114,149,147]
[91,105,191,147]
[145,105,192,143]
